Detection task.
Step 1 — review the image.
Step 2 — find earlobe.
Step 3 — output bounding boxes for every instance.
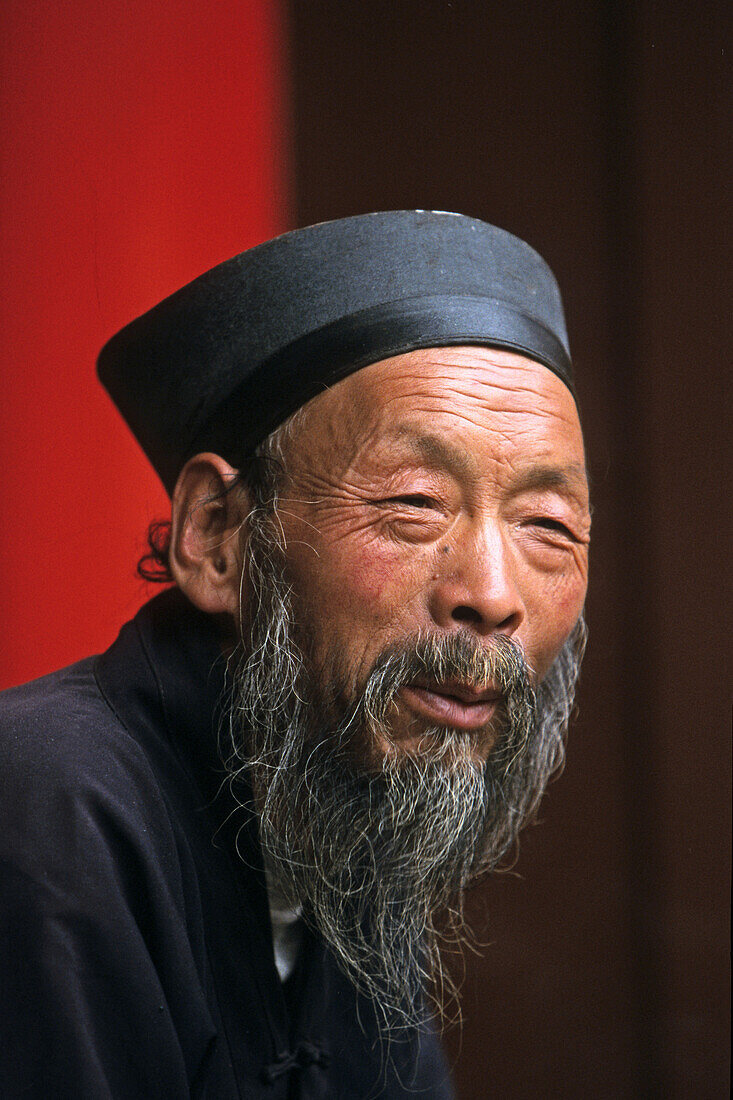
[168,452,249,619]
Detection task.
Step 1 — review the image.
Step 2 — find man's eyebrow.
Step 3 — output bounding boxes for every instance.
[394,429,479,478]
[510,463,589,498]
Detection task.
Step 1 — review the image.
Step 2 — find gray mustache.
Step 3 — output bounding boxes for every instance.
[364,631,530,698]
[352,632,537,765]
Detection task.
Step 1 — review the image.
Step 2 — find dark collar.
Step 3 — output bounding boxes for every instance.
[94,585,264,874]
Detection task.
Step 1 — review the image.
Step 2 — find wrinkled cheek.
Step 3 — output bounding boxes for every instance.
[323,542,420,623]
[284,539,415,678]
[339,560,404,618]
[529,582,586,680]
[294,550,417,722]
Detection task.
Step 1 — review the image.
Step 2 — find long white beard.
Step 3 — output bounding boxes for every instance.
[225,503,586,1035]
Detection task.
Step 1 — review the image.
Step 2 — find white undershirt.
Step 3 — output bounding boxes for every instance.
[264,863,303,983]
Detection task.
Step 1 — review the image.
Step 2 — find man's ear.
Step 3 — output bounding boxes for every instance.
[169,452,249,619]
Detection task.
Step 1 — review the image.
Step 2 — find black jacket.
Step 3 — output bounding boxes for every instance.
[0,589,454,1098]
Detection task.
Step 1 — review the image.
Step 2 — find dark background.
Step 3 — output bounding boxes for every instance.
[286,2,730,1097]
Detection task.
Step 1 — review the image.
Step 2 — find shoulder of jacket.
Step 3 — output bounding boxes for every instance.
[0,657,166,817]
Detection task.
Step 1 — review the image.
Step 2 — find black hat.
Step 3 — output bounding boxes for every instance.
[98,210,573,494]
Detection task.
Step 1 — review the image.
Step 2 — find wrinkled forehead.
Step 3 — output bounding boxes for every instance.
[279,346,586,489]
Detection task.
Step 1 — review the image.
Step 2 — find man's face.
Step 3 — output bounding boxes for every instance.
[267,345,590,767]
[227,345,589,1029]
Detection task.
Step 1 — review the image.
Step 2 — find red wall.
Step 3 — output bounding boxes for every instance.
[0,0,291,688]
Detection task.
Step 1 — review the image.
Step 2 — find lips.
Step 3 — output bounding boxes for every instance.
[398,679,502,731]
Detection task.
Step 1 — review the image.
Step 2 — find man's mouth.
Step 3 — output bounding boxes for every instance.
[398,679,502,731]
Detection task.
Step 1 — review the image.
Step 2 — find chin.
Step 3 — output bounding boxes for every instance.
[370,726,494,770]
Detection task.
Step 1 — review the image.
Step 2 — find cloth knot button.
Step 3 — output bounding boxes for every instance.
[263,1041,330,1083]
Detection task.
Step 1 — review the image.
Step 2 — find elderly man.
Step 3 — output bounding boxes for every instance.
[0,212,590,1098]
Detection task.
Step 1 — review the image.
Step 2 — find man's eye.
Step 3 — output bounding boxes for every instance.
[390,495,437,509]
[531,517,576,538]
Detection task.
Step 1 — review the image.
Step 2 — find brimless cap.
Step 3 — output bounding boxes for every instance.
[98,210,573,494]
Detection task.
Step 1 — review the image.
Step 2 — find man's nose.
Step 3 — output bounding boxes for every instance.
[428,521,526,637]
